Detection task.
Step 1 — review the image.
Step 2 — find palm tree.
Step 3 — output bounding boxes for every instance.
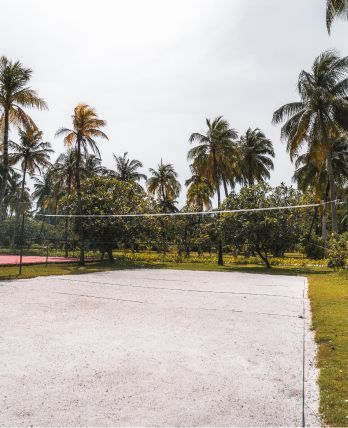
[81,154,108,179]
[32,172,58,214]
[294,138,348,239]
[3,169,25,218]
[147,160,181,212]
[185,167,214,211]
[272,50,348,233]
[112,152,147,182]
[188,116,238,265]
[188,117,238,206]
[0,56,47,214]
[10,127,53,203]
[9,126,52,248]
[238,128,274,186]
[326,0,348,33]
[50,150,78,257]
[55,104,108,264]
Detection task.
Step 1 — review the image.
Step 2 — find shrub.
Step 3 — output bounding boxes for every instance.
[327,233,348,269]
[303,236,326,260]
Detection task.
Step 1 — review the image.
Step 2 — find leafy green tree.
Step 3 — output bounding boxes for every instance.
[111,152,147,183]
[147,159,181,213]
[0,57,47,214]
[61,176,152,261]
[55,104,108,264]
[188,116,239,265]
[238,128,274,186]
[326,0,348,33]
[223,184,304,268]
[273,50,348,233]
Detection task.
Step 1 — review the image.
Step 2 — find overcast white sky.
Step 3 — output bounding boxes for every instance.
[1,0,348,203]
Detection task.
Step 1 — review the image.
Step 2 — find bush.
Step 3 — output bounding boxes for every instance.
[303,236,326,260]
[327,233,348,269]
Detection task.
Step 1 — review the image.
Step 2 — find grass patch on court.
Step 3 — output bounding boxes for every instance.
[0,258,347,425]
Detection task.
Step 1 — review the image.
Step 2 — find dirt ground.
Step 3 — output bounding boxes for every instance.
[0,269,320,426]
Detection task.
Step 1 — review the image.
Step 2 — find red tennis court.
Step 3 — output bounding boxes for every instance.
[0,255,78,266]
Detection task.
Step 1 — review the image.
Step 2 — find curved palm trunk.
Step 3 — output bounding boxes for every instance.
[326,149,338,233]
[76,137,85,265]
[0,108,10,218]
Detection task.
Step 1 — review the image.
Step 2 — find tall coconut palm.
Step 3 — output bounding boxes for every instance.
[3,169,27,218]
[272,50,348,233]
[9,127,53,247]
[10,127,53,204]
[112,152,147,182]
[55,104,108,264]
[188,117,238,207]
[32,170,59,215]
[0,56,47,214]
[238,128,274,186]
[185,167,214,211]
[294,138,348,239]
[50,150,78,257]
[326,0,348,33]
[188,117,238,265]
[81,154,108,179]
[147,160,181,212]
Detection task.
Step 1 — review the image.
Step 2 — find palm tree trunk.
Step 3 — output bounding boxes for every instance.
[18,162,28,272]
[222,174,228,198]
[326,149,338,233]
[307,206,318,240]
[64,177,71,258]
[0,108,10,218]
[212,150,223,266]
[322,185,330,243]
[76,138,85,265]
[11,162,27,248]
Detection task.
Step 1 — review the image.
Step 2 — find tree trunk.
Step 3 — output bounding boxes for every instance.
[322,185,330,242]
[255,246,271,268]
[75,137,85,265]
[0,108,10,218]
[64,177,71,258]
[107,248,114,262]
[326,146,338,233]
[308,206,318,238]
[212,150,223,266]
[11,163,27,248]
[222,174,228,198]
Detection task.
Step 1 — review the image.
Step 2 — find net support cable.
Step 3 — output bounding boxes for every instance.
[36,200,343,218]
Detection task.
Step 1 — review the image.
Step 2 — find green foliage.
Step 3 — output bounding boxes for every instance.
[327,233,348,269]
[61,176,153,260]
[223,183,307,267]
[303,235,326,260]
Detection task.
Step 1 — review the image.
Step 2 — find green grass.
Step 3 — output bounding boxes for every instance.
[308,271,348,427]
[0,258,347,426]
